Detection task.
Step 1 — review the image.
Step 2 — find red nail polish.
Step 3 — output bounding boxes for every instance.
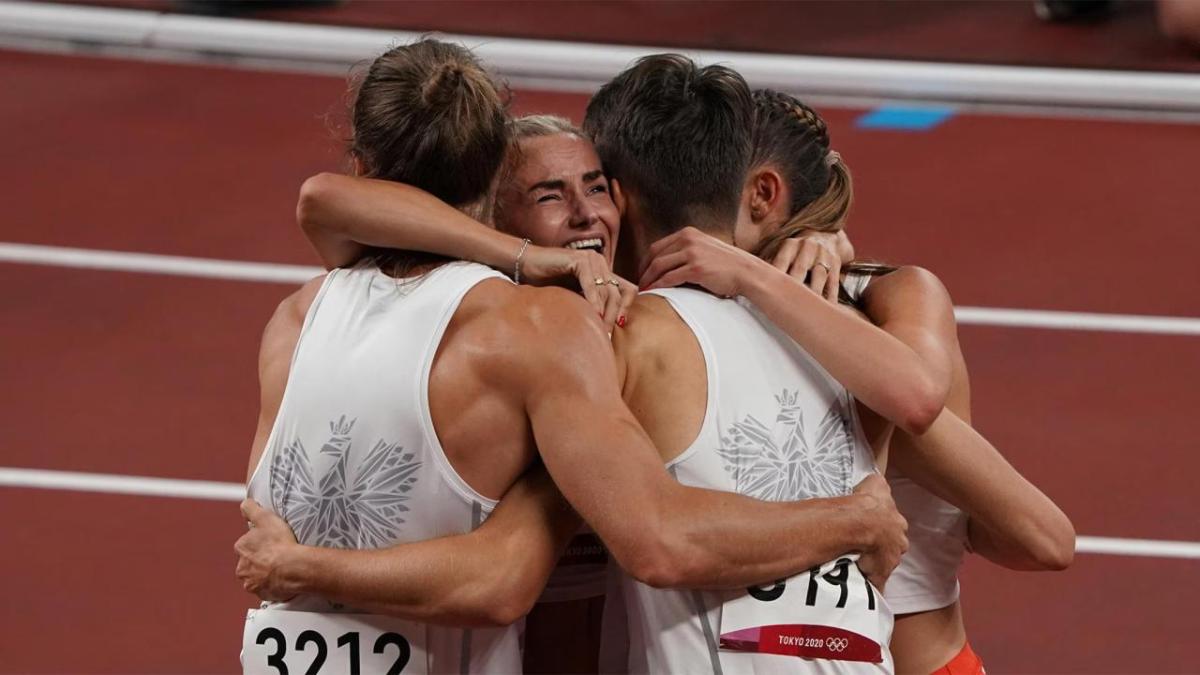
[617,315,627,328]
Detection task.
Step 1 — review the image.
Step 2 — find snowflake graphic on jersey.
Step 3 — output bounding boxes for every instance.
[269,415,421,549]
[717,390,854,501]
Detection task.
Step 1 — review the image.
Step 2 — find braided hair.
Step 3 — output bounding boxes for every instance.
[749,89,853,262]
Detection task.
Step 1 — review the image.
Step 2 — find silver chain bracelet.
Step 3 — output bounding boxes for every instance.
[513,238,531,284]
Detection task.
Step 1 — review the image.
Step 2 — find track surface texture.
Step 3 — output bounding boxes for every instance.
[2,7,1199,672]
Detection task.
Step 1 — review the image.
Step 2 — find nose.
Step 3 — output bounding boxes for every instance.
[569,193,602,230]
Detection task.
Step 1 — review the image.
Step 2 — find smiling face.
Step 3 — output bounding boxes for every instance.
[494,132,621,265]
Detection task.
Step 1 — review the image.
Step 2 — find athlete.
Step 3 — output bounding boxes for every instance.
[277,83,1074,673]
[239,40,908,675]
[577,53,901,674]
[636,89,1076,674]
[268,114,929,674]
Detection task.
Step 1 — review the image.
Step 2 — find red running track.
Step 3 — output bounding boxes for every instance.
[1,49,1198,673]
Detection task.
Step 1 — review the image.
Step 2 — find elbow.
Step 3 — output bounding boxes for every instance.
[895,379,945,436]
[1030,517,1077,572]
[616,532,703,590]
[608,492,714,589]
[476,594,536,628]
[296,172,340,236]
[451,577,538,629]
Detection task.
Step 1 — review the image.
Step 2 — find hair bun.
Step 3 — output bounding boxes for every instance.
[423,62,466,103]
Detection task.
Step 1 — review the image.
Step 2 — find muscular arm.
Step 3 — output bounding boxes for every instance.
[865,270,1075,571]
[641,229,948,434]
[739,262,952,435]
[890,411,1075,571]
[501,288,899,590]
[239,276,580,626]
[247,468,581,627]
[296,173,524,271]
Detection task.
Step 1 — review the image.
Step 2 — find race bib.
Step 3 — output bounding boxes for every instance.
[719,557,892,664]
[243,607,427,675]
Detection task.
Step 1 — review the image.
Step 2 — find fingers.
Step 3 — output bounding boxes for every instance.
[240,498,263,522]
[601,279,622,330]
[616,278,637,328]
[638,250,688,290]
[642,266,694,292]
[824,254,842,303]
[788,240,819,283]
[772,238,800,272]
[574,251,608,319]
[645,227,688,262]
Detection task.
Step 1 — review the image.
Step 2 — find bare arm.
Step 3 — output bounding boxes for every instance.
[502,288,907,590]
[865,270,1075,571]
[237,468,581,627]
[239,277,580,625]
[641,229,948,434]
[890,410,1075,571]
[296,173,525,272]
[296,173,632,325]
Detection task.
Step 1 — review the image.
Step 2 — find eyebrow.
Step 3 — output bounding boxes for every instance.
[527,179,566,193]
[526,169,606,194]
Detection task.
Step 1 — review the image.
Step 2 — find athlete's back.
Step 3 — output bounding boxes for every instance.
[246,261,526,673]
[612,290,893,674]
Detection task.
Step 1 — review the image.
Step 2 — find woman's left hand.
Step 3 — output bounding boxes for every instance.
[770,231,847,303]
[638,227,765,298]
[235,499,302,602]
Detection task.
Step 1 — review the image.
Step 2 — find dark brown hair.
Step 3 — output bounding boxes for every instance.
[749,88,853,263]
[582,54,754,236]
[349,39,509,275]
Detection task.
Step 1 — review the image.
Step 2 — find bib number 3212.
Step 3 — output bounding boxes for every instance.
[243,608,425,675]
[719,557,892,664]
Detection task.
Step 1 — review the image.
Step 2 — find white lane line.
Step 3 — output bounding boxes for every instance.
[954,306,1200,336]
[3,467,1198,560]
[0,242,320,284]
[0,467,244,502]
[1075,536,1200,560]
[2,1,1200,112]
[4,241,1199,335]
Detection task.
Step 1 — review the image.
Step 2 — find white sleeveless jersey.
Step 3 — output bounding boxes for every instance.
[842,271,969,615]
[614,288,891,674]
[245,262,521,674]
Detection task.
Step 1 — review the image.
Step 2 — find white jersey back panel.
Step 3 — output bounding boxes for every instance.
[842,271,968,615]
[619,288,889,674]
[247,262,519,674]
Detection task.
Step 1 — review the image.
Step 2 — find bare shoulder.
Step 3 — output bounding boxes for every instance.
[863,266,952,310]
[611,294,688,361]
[459,281,605,341]
[611,293,703,390]
[261,275,327,361]
[452,281,612,383]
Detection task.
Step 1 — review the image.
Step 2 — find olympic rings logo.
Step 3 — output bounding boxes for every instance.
[826,637,849,652]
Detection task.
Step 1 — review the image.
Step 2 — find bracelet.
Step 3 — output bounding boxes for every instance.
[513,238,531,284]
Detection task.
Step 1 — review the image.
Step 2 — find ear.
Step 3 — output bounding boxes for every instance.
[610,178,628,217]
[748,167,785,223]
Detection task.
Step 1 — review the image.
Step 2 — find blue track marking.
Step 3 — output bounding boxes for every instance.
[855,105,956,130]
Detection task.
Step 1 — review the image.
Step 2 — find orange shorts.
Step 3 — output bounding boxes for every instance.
[931,640,985,675]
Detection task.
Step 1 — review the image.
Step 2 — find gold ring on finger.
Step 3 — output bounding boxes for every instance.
[594,277,606,286]
[814,262,832,273]
[607,279,620,287]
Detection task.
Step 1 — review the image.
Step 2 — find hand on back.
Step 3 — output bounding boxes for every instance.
[637,226,856,303]
[851,474,909,591]
[638,226,765,298]
[235,499,303,603]
[769,230,853,302]
[515,244,636,331]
